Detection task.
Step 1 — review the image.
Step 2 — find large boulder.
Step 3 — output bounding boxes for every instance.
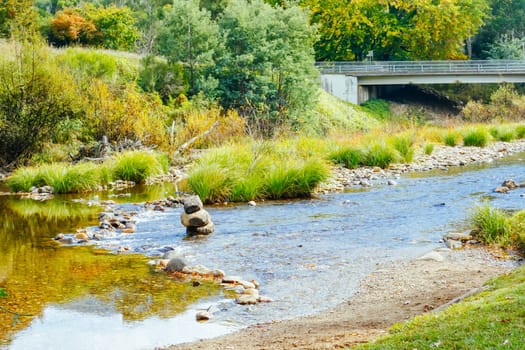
[165,258,187,273]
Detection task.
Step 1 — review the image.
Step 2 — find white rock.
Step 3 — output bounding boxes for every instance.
[196,311,211,321]
[417,251,445,262]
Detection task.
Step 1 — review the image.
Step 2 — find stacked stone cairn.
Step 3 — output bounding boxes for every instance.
[180,195,215,236]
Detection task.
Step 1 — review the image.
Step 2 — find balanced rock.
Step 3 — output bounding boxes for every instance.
[186,221,215,236]
[183,195,203,214]
[181,210,211,228]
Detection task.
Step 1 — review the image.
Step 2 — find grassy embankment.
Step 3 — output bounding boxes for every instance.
[356,206,525,349]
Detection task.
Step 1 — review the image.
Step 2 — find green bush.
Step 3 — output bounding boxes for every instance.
[138,55,188,103]
[360,99,392,121]
[112,151,168,184]
[187,163,233,203]
[264,161,328,199]
[329,147,364,169]
[471,205,511,245]
[463,128,490,147]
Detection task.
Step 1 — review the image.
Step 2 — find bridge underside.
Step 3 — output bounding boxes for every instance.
[320,73,525,104]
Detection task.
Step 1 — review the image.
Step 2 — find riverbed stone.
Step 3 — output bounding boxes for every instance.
[222,276,243,284]
[494,186,509,193]
[181,210,211,228]
[186,221,215,236]
[182,265,212,276]
[196,311,212,321]
[75,232,89,240]
[243,288,259,297]
[443,232,473,242]
[183,195,204,214]
[445,239,463,250]
[501,179,517,189]
[236,294,259,305]
[165,258,187,273]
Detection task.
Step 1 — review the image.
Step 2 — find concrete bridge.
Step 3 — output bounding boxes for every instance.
[318,60,525,104]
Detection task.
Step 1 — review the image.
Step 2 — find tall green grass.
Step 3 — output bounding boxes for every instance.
[443,131,460,147]
[471,205,512,245]
[329,147,364,169]
[490,126,515,142]
[462,127,490,147]
[7,150,168,193]
[187,140,329,203]
[389,133,415,163]
[362,142,397,168]
[112,151,168,183]
[515,125,525,139]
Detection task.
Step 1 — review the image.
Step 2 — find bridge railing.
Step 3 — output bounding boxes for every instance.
[317,60,525,75]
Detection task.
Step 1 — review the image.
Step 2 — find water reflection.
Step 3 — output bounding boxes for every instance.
[0,183,222,348]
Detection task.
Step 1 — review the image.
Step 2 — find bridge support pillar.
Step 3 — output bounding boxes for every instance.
[320,74,359,104]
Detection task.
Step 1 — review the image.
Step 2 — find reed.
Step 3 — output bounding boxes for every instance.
[471,205,511,245]
[389,133,415,163]
[111,151,168,184]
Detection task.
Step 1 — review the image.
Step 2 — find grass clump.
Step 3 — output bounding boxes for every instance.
[442,130,460,147]
[389,133,415,163]
[7,150,168,193]
[471,205,512,246]
[360,99,392,121]
[362,142,397,169]
[423,143,434,155]
[329,147,364,169]
[187,140,329,203]
[490,126,515,142]
[111,151,168,184]
[514,124,525,139]
[462,127,490,147]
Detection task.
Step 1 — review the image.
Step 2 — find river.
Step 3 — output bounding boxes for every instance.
[1,154,524,350]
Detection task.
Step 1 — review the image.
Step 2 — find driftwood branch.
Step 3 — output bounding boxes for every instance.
[173,121,219,159]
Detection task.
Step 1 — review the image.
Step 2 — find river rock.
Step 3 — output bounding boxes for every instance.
[494,186,509,193]
[238,280,256,289]
[196,311,212,321]
[501,179,517,189]
[186,221,215,236]
[445,239,463,250]
[183,195,204,214]
[248,201,257,206]
[58,237,74,245]
[222,276,243,284]
[54,233,65,240]
[443,232,473,242]
[257,295,273,303]
[165,258,187,273]
[75,232,89,240]
[243,288,259,297]
[236,294,259,305]
[181,210,211,227]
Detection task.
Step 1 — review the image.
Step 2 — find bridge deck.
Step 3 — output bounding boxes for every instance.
[317,60,525,76]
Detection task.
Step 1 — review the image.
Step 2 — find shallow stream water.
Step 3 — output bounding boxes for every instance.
[1,154,525,350]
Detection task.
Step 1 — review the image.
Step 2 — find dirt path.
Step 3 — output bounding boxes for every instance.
[165,248,518,350]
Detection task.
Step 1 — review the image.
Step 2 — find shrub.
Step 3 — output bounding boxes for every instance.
[138,55,188,103]
[330,147,364,169]
[111,151,168,184]
[463,128,490,147]
[361,99,392,121]
[0,43,80,166]
[471,205,511,246]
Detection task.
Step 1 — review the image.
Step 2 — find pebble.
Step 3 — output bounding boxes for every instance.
[196,311,212,321]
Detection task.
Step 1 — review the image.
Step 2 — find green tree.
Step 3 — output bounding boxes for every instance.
[138,55,188,103]
[486,34,525,59]
[82,4,140,50]
[0,44,80,166]
[215,0,318,134]
[303,0,490,61]
[155,0,219,94]
[472,0,525,59]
